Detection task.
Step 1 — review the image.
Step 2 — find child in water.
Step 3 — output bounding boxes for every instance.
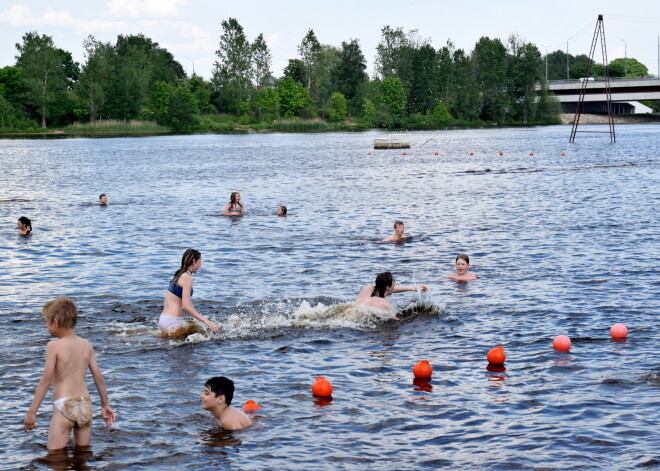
[24,297,116,450]
[221,192,244,216]
[18,216,32,236]
[99,194,108,206]
[276,205,287,216]
[201,377,252,430]
[448,254,478,281]
[381,221,407,242]
[355,271,428,315]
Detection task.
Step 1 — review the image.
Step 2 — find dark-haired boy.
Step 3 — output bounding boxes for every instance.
[201,377,252,430]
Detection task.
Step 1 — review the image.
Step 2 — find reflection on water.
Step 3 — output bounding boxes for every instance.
[1,126,659,469]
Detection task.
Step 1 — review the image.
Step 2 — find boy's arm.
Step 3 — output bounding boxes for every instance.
[24,342,57,431]
[392,284,428,293]
[89,349,116,426]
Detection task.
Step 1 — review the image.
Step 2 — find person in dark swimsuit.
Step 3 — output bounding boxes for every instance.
[159,249,219,335]
[18,216,32,236]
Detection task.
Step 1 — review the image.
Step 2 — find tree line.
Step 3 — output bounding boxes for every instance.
[0,19,652,132]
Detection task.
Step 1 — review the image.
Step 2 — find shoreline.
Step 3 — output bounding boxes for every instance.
[1,115,658,137]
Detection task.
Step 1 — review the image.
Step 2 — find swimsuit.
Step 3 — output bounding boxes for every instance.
[159,314,187,331]
[168,281,192,298]
[53,396,93,428]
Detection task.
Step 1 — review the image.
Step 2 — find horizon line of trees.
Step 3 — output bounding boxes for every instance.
[0,19,653,131]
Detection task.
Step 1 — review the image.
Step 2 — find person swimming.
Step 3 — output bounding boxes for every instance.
[159,249,219,335]
[381,221,407,242]
[221,192,244,217]
[448,253,478,281]
[354,272,428,316]
[18,216,32,236]
[99,194,108,206]
[276,205,287,216]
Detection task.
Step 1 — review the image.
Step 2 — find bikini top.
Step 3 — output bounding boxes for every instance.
[168,281,192,298]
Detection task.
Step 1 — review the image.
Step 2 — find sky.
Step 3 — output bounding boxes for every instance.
[1,0,659,79]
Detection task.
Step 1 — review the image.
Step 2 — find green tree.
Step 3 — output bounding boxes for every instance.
[608,57,648,77]
[331,39,368,115]
[282,59,305,84]
[546,50,572,80]
[168,83,198,130]
[362,98,377,126]
[450,49,480,121]
[148,81,171,123]
[255,86,279,117]
[0,66,28,111]
[277,77,310,118]
[379,76,406,126]
[437,41,455,108]
[472,36,508,122]
[76,36,114,121]
[298,29,322,92]
[187,75,216,113]
[430,101,451,125]
[15,31,69,127]
[507,36,543,124]
[251,33,272,87]
[408,43,438,114]
[328,92,346,122]
[212,18,253,113]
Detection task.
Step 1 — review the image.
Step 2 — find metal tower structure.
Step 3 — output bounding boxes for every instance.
[569,14,616,143]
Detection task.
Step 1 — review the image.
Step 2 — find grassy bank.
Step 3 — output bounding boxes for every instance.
[64,119,169,135]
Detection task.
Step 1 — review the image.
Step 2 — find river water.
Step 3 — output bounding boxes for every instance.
[0,125,658,470]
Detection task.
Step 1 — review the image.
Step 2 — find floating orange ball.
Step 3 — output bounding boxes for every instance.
[413,360,433,379]
[529,152,534,156]
[469,152,474,156]
[402,152,407,155]
[367,152,372,155]
[561,152,566,156]
[610,324,628,339]
[499,152,504,156]
[553,335,571,351]
[312,377,333,397]
[242,400,261,412]
[434,152,439,155]
[487,346,506,364]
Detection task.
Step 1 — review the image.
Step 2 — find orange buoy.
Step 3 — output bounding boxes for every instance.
[413,360,432,379]
[367,152,372,155]
[242,400,261,412]
[610,324,628,339]
[553,335,571,351]
[486,346,506,364]
[434,152,438,155]
[469,152,474,156]
[499,152,504,156]
[312,377,333,397]
[402,152,407,155]
[529,152,534,156]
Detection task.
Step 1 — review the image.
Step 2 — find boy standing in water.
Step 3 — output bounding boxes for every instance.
[382,221,407,242]
[24,297,115,450]
[448,254,478,281]
[201,377,252,430]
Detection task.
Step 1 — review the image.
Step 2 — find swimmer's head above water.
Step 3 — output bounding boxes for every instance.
[99,193,108,206]
[277,205,287,216]
[18,216,32,235]
[371,272,394,298]
[171,248,202,285]
[204,376,234,405]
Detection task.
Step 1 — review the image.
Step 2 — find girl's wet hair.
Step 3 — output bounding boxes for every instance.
[230,192,242,208]
[371,271,394,298]
[18,216,32,233]
[171,248,201,285]
[456,253,470,264]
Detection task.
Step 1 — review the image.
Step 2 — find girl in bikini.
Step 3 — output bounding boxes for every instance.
[159,249,219,335]
[221,192,244,216]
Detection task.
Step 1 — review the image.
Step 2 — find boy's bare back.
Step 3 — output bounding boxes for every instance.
[49,334,94,400]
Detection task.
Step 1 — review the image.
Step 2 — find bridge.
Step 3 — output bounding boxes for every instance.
[545,77,660,113]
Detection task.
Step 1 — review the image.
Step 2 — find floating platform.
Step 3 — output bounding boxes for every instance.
[374,134,410,149]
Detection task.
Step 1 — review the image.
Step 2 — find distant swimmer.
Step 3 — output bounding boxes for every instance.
[381,221,408,242]
[355,272,428,315]
[276,205,287,217]
[99,194,108,206]
[221,192,244,217]
[17,216,32,236]
[201,377,252,430]
[448,254,478,282]
[159,249,219,335]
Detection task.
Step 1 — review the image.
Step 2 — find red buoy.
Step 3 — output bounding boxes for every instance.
[469,152,474,156]
[553,335,571,351]
[413,360,433,379]
[486,346,506,364]
[610,324,628,339]
[242,400,261,412]
[312,377,333,397]
[499,152,504,156]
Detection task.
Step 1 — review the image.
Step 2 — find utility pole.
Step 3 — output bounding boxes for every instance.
[566,41,570,79]
[620,40,627,77]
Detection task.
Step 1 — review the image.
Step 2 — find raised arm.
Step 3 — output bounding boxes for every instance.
[88,347,116,426]
[24,342,57,431]
[180,275,220,333]
[392,284,428,294]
